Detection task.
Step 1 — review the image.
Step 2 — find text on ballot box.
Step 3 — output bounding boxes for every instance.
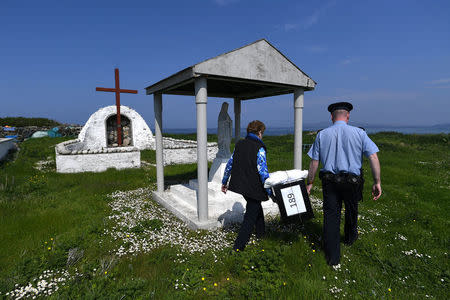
[280,184,307,216]
[272,180,314,221]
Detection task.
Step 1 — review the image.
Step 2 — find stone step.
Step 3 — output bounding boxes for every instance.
[188,179,222,198]
[152,191,218,230]
[159,184,280,230]
[167,187,236,220]
[169,184,198,210]
[169,183,245,213]
[169,183,233,211]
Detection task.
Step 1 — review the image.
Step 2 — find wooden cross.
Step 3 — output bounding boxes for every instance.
[96,68,138,146]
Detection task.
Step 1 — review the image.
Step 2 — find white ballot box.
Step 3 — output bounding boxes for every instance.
[271,179,314,221]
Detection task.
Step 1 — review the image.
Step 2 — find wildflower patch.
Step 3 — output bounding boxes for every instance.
[104,188,234,257]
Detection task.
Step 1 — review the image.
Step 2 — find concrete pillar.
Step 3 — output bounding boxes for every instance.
[195,77,208,222]
[294,88,304,170]
[154,93,164,193]
[234,98,241,141]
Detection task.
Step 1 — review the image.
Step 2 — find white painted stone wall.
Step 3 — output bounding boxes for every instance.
[78,105,154,150]
[162,137,218,165]
[56,137,218,169]
[56,148,140,173]
[0,138,16,161]
[55,105,219,172]
[164,146,218,165]
[55,105,152,173]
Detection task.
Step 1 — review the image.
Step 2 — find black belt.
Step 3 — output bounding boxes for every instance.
[319,171,362,185]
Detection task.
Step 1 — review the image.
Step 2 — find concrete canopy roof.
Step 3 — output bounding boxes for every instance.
[145,39,316,100]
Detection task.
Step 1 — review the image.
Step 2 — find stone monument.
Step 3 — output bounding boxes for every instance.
[55,105,151,173]
[166,106,280,229]
[217,102,232,158]
[55,68,218,173]
[55,105,218,173]
[209,102,233,183]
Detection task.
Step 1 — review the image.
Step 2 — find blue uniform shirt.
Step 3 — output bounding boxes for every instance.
[307,121,379,175]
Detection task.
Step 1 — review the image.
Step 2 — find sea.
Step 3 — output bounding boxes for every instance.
[162,124,450,136]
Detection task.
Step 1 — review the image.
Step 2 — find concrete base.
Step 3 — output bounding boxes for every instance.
[56,150,140,173]
[151,156,280,230]
[151,190,219,230]
[208,157,229,182]
[153,180,280,230]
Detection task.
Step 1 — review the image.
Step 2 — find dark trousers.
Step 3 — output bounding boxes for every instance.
[322,180,359,265]
[233,196,265,251]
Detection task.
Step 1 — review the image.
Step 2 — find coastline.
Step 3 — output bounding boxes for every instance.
[160,125,450,136]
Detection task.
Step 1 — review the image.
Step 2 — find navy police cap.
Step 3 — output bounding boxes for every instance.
[327,102,353,113]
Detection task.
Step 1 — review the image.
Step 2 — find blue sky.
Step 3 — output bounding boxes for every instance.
[1,0,449,128]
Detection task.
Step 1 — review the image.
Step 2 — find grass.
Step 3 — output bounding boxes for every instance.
[0,133,448,299]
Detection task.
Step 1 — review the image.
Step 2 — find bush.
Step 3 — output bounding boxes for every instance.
[0,117,61,127]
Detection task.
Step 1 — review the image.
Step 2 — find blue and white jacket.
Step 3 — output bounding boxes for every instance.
[222,132,272,196]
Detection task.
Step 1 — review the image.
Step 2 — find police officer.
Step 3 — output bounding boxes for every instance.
[221,120,272,251]
[306,102,382,266]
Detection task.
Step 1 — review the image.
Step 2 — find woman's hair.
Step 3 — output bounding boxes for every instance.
[247,120,266,135]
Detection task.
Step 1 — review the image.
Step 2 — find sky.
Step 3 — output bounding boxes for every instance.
[1,0,449,129]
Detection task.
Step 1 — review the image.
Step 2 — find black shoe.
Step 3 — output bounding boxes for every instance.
[344,233,358,246]
[343,238,357,246]
[327,260,340,266]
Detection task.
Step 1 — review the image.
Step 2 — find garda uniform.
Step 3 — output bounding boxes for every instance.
[307,102,379,265]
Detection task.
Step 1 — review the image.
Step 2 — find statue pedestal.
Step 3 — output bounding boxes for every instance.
[208,157,230,183]
[188,156,230,199]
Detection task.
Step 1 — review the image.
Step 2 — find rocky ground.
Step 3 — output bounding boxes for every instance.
[0,126,81,141]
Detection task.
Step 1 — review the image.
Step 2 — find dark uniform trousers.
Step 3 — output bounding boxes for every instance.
[233,196,265,251]
[322,180,359,265]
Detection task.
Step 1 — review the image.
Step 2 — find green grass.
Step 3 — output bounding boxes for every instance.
[0,133,449,299]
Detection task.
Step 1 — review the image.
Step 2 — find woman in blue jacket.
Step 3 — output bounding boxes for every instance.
[221,120,272,251]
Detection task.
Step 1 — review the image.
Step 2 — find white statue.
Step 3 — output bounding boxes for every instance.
[217,102,232,158]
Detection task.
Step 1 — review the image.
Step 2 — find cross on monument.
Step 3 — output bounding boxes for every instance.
[96,68,138,146]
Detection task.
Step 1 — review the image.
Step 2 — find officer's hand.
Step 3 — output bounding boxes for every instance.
[221,184,228,194]
[306,183,313,195]
[372,183,382,201]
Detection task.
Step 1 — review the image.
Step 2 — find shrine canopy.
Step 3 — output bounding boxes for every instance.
[145,39,316,99]
[146,39,317,226]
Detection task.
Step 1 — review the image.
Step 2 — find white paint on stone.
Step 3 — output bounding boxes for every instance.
[164,146,217,166]
[78,105,154,150]
[153,182,279,230]
[56,105,218,173]
[55,105,149,173]
[208,157,229,183]
[56,149,140,173]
